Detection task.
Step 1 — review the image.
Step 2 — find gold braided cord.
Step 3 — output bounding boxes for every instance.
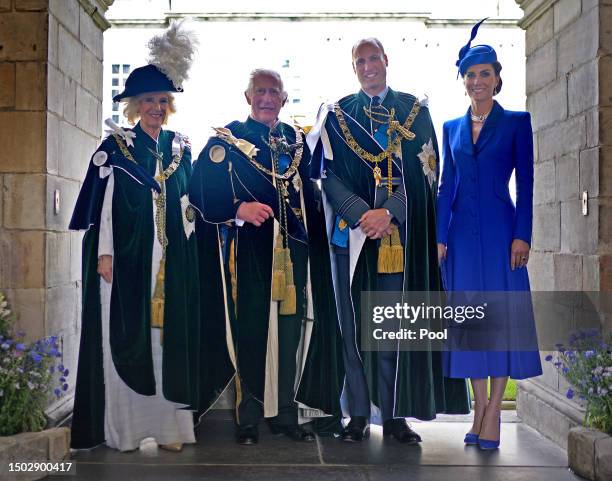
[333,100,421,166]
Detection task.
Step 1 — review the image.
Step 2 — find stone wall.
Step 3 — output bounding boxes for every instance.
[516,0,612,448]
[0,0,112,422]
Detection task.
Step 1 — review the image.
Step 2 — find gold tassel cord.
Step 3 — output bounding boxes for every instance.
[279,253,296,315]
[151,254,166,343]
[377,224,404,274]
[271,234,287,301]
[390,224,404,272]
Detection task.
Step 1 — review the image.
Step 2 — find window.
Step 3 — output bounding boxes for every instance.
[112,78,119,86]
[112,115,119,123]
[112,64,119,74]
[122,64,130,74]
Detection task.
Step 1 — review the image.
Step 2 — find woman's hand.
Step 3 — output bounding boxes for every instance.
[437,243,447,265]
[236,201,274,227]
[97,255,113,283]
[510,239,530,270]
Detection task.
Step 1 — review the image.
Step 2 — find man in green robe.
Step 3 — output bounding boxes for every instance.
[306,38,470,444]
[190,69,338,445]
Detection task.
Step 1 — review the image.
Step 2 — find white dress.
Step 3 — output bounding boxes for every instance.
[97,164,195,452]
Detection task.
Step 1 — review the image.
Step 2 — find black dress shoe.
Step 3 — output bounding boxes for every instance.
[236,425,259,445]
[383,418,422,444]
[340,416,370,442]
[269,424,316,442]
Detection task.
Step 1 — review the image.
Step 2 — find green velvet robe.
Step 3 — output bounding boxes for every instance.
[318,89,470,419]
[70,123,202,449]
[190,118,343,418]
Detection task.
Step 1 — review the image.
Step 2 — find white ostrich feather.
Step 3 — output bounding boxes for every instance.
[147,20,199,90]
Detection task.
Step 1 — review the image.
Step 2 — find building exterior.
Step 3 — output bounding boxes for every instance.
[104,0,525,154]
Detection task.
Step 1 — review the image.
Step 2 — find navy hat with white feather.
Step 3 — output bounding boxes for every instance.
[113,20,198,102]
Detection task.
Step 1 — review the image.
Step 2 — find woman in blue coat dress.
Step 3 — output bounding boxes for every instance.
[436,20,542,450]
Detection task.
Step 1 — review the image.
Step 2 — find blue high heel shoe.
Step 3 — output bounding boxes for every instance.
[478,417,501,450]
[464,432,479,445]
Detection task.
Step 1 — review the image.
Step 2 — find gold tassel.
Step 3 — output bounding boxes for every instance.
[151,256,165,344]
[377,225,403,274]
[279,253,296,315]
[271,234,287,301]
[377,232,393,273]
[389,224,404,273]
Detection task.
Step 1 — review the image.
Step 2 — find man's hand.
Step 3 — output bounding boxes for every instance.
[97,255,113,283]
[437,243,447,265]
[359,209,393,239]
[237,201,274,227]
[510,239,530,270]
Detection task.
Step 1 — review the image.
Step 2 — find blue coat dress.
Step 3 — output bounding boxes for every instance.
[437,101,542,379]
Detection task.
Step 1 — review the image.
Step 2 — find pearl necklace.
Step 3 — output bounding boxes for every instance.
[470,109,491,123]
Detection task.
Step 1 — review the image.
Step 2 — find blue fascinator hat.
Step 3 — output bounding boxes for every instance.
[456,18,498,77]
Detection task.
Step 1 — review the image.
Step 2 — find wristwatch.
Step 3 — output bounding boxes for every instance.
[384,208,393,219]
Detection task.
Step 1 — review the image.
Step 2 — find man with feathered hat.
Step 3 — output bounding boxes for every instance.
[69,21,233,452]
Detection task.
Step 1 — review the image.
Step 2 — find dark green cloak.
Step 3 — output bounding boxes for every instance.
[190,118,343,417]
[317,89,470,419]
[70,123,202,449]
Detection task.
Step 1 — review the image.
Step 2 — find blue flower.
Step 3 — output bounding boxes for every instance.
[562,367,569,374]
[48,366,55,374]
[62,383,68,391]
[53,388,61,397]
[16,330,25,338]
[566,389,574,399]
[29,352,42,363]
[63,368,69,376]
[1,342,10,350]
[15,343,25,352]
[545,354,553,361]
[58,364,65,371]
[585,350,595,358]
[59,377,66,383]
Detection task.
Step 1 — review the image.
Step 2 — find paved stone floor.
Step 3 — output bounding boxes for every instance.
[57,410,585,481]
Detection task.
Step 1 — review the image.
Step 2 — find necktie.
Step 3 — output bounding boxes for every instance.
[370,96,389,147]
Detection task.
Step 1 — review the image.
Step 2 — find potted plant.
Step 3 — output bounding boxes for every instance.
[547,329,612,481]
[0,291,70,435]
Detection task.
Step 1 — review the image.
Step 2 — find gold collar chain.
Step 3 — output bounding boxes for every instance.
[333,99,421,166]
[248,127,304,181]
[112,133,183,182]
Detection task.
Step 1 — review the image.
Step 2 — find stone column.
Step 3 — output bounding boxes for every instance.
[0,0,112,422]
[515,0,612,448]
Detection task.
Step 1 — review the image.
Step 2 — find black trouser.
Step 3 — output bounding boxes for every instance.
[237,239,308,428]
[334,244,401,422]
